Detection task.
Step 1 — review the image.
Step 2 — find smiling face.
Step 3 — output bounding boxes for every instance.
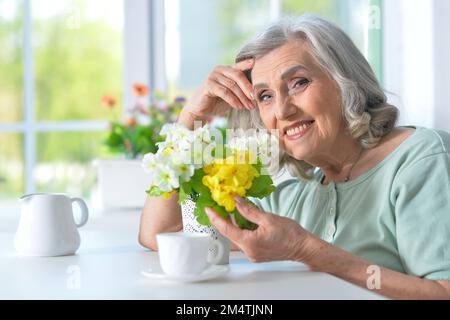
[251,39,347,164]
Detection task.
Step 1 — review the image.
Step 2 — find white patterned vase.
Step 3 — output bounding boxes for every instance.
[181,198,230,265]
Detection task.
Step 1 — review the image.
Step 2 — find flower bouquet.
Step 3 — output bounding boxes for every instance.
[142,123,279,230]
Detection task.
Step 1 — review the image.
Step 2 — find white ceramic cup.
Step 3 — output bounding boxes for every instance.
[156,232,225,276]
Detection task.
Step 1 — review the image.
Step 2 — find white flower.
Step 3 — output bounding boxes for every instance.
[173,162,195,182]
[191,145,205,169]
[142,153,159,177]
[227,136,251,152]
[143,151,179,189]
[172,149,191,164]
[153,164,179,192]
[160,123,191,141]
[227,131,278,155]
[159,123,179,137]
[202,141,217,166]
[192,124,212,144]
[160,123,193,151]
[171,151,195,182]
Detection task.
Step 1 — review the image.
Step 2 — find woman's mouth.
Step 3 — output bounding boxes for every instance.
[284,120,315,141]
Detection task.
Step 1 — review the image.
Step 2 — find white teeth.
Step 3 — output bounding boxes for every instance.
[286,122,313,137]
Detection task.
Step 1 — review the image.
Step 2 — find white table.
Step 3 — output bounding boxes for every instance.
[0,211,384,300]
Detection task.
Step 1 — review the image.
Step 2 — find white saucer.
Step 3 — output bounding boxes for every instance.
[141,265,230,283]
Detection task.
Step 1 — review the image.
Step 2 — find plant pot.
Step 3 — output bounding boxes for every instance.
[181,198,230,265]
[92,159,150,210]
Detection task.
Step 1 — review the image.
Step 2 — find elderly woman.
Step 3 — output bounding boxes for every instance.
[139,15,450,299]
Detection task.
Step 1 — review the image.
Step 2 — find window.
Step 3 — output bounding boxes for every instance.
[0,0,24,209]
[33,0,123,122]
[0,133,23,207]
[0,0,123,210]
[165,0,273,97]
[281,0,383,80]
[0,0,22,123]
[165,0,383,97]
[0,0,383,211]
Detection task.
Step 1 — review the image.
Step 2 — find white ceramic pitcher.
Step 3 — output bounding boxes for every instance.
[14,193,89,257]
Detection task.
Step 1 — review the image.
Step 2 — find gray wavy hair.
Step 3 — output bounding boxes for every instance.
[228,14,398,180]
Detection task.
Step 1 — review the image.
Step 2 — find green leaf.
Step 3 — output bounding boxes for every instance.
[193,195,216,226]
[232,206,258,230]
[179,168,215,226]
[194,205,212,226]
[246,171,276,199]
[104,131,123,147]
[178,181,192,205]
[145,186,164,197]
[183,181,193,195]
[190,169,210,195]
[211,203,228,219]
[104,123,161,158]
[111,123,126,136]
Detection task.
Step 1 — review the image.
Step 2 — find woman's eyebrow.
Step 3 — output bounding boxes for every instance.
[253,83,269,91]
[253,65,309,91]
[281,65,309,80]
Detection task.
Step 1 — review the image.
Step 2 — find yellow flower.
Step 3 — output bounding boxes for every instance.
[202,154,259,212]
[162,191,175,199]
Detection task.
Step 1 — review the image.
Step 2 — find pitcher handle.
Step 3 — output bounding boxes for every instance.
[207,239,225,265]
[71,197,89,228]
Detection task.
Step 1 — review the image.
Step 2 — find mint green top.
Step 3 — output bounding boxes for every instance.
[251,127,450,281]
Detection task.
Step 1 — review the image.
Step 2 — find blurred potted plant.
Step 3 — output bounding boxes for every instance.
[93,83,186,210]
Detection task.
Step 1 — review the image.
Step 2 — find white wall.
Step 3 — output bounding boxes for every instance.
[124,0,151,107]
[384,0,450,132]
[124,0,166,108]
[433,0,450,131]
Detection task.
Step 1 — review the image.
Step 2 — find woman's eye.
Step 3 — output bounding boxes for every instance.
[258,92,272,103]
[292,78,309,90]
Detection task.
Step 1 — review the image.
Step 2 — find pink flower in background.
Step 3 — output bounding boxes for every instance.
[133,83,149,97]
[101,95,117,108]
[129,101,148,115]
[124,117,137,128]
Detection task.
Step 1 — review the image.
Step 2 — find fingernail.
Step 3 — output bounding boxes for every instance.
[234,196,245,204]
[205,207,213,216]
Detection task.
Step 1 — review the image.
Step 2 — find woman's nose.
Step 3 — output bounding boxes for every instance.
[274,96,297,120]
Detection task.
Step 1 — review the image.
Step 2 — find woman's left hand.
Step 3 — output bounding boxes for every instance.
[206,197,316,263]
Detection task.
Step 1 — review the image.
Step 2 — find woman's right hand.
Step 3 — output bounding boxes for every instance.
[179,59,256,128]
